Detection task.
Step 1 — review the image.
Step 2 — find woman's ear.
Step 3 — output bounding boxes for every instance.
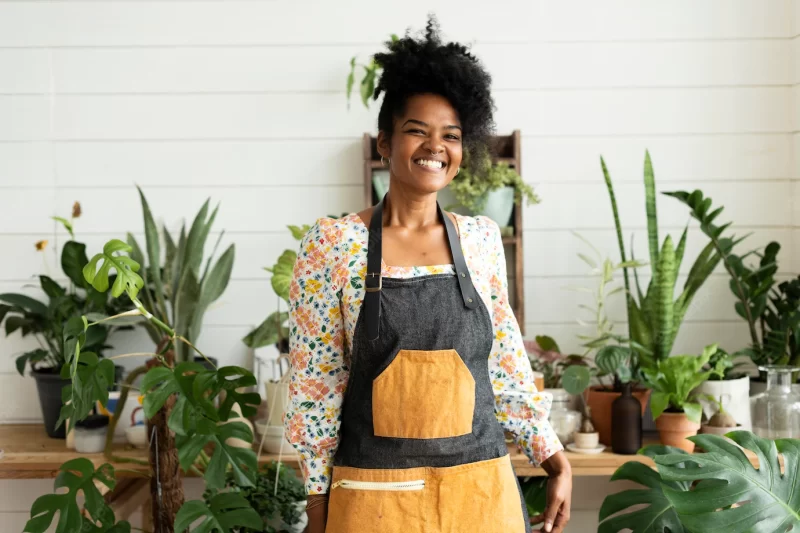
[376,130,391,159]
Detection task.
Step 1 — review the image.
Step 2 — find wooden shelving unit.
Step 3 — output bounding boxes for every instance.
[362,130,526,335]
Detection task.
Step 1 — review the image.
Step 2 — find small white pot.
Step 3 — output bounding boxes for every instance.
[573,432,599,449]
[694,376,751,431]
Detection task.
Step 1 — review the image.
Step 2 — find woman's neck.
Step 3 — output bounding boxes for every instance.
[384,189,440,230]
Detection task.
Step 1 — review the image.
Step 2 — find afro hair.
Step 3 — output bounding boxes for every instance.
[372,15,496,171]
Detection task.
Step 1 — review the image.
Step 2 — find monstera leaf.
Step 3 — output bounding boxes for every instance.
[24,459,118,533]
[266,250,296,302]
[83,239,144,299]
[175,493,262,533]
[656,432,800,533]
[598,445,691,533]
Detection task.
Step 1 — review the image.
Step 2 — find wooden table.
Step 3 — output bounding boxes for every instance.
[0,424,664,481]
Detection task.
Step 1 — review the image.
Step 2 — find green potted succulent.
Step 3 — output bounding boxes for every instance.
[0,202,133,438]
[445,149,540,228]
[643,343,726,452]
[203,461,308,533]
[598,432,800,532]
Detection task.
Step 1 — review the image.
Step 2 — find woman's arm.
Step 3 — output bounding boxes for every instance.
[284,219,349,504]
[481,217,564,465]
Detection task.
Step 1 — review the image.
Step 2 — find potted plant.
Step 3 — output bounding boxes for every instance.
[445,149,541,228]
[699,394,740,438]
[561,364,602,452]
[598,431,800,532]
[665,189,800,394]
[203,461,308,533]
[643,343,726,452]
[601,152,722,372]
[0,202,133,438]
[564,232,651,446]
[692,347,752,431]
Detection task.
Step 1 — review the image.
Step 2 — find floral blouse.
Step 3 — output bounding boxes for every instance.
[285,212,562,495]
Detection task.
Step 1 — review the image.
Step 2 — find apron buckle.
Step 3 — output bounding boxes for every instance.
[365,272,382,292]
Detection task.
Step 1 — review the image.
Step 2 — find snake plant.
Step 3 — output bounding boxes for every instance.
[602,151,721,369]
[599,431,800,532]
[127,186,235,362]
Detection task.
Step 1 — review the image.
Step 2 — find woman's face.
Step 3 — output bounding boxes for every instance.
[378,93,463,196]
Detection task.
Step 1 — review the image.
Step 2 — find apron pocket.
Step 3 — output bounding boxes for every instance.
[435,455,526,533]
[326,467,427,533]
[372,349,475,439]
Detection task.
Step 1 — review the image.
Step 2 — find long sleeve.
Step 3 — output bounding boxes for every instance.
[482,218,563,466]
[284,218,349,495]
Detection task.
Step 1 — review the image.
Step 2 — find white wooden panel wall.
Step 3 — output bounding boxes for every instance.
[0,2,796,531]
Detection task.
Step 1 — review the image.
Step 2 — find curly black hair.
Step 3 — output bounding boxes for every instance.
[373,15,496,170]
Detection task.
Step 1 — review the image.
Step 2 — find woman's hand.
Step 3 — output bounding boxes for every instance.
[531,451,572,532]
[304,495,329,533]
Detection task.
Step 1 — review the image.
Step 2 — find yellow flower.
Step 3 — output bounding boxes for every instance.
[329,307,341,320]
[496,411,509,422]
[35,240,48,251]
[351,243,362,254]
[495,330,507,341]
[319,332,333,345]
[305,279,322,294]
[319,363,334,374]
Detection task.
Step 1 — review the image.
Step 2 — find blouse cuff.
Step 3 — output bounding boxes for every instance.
[299,454,335,495]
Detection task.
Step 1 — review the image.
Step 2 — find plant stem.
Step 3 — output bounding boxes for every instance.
[177,336,216,370]
[104,365,149,460]
[87,309,144,327]
[108,352,161,361]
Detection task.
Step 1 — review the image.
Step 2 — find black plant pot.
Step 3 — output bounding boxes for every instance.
[194,356,219,371]
[32,368,70,439]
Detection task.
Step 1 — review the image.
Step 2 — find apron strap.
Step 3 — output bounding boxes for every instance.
[365,194,480,341]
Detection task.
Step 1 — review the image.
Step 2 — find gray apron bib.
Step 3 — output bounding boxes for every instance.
[326,196,530,533]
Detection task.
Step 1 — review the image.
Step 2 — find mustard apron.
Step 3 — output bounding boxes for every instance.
[325,197,530,533]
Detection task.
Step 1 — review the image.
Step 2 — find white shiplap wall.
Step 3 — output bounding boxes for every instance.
[1,1,798,531]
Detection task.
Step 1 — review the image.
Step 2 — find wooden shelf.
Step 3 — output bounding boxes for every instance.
[2,424,759,480]
[362,130,526,334]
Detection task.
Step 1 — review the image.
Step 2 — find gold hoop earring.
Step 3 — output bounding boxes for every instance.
[381,156,390,167]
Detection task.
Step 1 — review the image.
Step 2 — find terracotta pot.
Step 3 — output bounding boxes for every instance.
[656,411,701,453]
[586,386,651,446]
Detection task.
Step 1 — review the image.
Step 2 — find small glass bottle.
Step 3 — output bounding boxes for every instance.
[611,382,642,454]
[750,365,800,439]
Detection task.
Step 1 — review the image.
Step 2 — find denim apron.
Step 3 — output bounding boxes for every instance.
[325,197,530,533]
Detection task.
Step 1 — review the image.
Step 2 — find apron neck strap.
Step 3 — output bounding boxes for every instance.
[365,193,480,340]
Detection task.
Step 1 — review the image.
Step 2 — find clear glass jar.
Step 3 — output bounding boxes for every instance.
[546,388,582,445]
[750,365,800,439]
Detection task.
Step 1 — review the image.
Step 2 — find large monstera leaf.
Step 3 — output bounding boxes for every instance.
[656,432,800,533]
[24,459,126,533]
[598,445,691,533]
[175,493,262,533]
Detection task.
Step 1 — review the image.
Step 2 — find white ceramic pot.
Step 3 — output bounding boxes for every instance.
[573,432,599,449]
[694,376,751,431]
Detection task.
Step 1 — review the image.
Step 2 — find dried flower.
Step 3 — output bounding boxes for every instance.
[35,240,48,251]
[72,201,82,219]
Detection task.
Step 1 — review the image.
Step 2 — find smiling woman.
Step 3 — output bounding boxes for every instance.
[285,15,572,533]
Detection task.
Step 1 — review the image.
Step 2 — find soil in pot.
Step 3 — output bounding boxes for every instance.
[655,411,700,453]
[32,368,70,439]
[586,386,651,446]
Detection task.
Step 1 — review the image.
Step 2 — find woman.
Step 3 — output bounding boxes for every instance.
[285,18,572,533]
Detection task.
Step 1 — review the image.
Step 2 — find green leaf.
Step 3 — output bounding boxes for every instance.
[39,275,65,299]
[136,186,167,320]
[177,422,257,489]
[16,349,49,376]
[61,241,89,289]
[58,352,115,432]
[24,459,117,533]
[650,391,670,420]
[52,216,74,237]
[184,199,218,280]
[598,444,690,533]
[288,224,311,241]
[213,366,260,420]
[534,335,560,353]
[682,402,703,424]
[175,269,201,361]
[266,250,297,302]
[657,432,800,533]
[0,293,47,316]
[595,345,630,376]
[190,244,234,344]
[521,477,548,517]
[83,239,144,299]
[241,311,289,349]
[561,365,591,395]
[643,150,659,271]
[141,365,185,419]
[175,493,262,533]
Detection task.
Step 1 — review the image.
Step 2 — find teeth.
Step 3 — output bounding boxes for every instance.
[415,159,445,169]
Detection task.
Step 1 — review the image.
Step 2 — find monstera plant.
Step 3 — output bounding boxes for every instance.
[599,431,800,532]
[22,196,264,533]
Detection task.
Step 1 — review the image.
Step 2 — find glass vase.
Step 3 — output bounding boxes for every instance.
[750,365,800,439]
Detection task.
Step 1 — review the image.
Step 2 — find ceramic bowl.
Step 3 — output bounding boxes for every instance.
[572,431,599,450]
